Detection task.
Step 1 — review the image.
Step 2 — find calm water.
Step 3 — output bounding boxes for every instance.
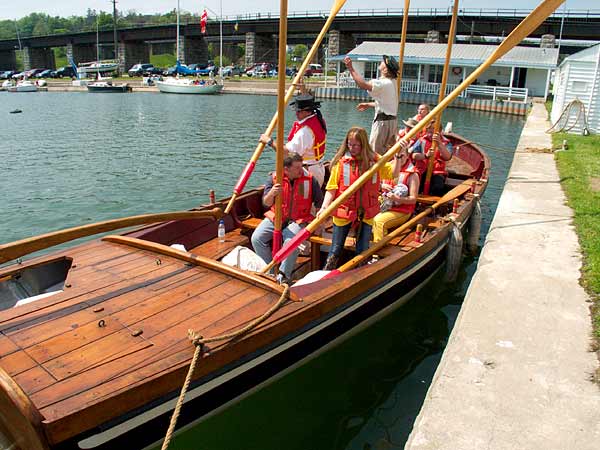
[0,91,524,449]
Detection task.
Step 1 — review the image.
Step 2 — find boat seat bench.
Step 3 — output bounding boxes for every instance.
[188,228,249,260]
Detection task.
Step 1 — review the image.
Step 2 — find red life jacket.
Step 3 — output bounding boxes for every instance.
[412,134,450,176]
[334,154,381,222]
[265,170,314,224]
[287,114,326,162]
[386,161,419,215]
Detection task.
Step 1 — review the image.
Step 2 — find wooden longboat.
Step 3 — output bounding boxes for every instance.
[0,133,488,450]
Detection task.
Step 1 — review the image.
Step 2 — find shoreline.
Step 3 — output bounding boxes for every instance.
[405,102,600,449]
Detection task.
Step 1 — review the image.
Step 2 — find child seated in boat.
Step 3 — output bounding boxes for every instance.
[373,146,420,242]
[409,120,453,196]
[317,127,406,270]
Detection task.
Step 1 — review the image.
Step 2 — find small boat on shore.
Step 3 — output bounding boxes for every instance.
[7,79,38,93]
[0,133,488,450]
[156,77,224,94]
[87,80,132,93]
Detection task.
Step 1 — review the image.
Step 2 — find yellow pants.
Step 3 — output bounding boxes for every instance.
[373,210,410,242]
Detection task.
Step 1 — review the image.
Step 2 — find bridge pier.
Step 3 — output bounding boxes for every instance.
[22,47,55,70]
[328,30,355,72]
[181,36,209,66]
[117,41,150,74]
[66,43,96,68]
[245,32,275,68]
[0,49,17,71]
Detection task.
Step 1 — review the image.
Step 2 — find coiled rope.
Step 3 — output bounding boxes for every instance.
[160,284,291,450]
[546,98,590,134]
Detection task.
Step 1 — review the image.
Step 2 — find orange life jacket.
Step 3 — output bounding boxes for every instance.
[265,170,314,224]
[287,114,326,162]
[383,161,419,215]
[412,134,450,176]
[334,154,381,222]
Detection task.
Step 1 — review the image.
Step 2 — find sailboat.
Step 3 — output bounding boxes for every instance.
[73,13,118,86]
[156,1,224,95]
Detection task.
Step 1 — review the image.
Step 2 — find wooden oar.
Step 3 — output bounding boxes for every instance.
[261,0,564,273]
[0,209,223,264]
[272,0,289,257]
[328,180,474,276]
[224,0,348,214]
[396,0,411,98]
[423,0,459,195]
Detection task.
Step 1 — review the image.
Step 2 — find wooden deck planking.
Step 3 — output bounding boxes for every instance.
[34,286,277,415]
[0,253,191,346]
[0,347,37,376]
[12,365,56,394]
[30,280,268,408]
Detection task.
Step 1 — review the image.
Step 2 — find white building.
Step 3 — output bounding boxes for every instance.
[551,43,600,134]
[332,41,559,103]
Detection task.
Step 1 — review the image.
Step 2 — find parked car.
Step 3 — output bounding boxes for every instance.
[246,62,273,77]
[144,66,164,76]
[308,63,323,76]
[128,63,154,77]
[163,66,177,76]
[221,65,242,77]
[55,66,76,78]
[0,70,15,79]
[196,64,216,76]
[35,69,54,78]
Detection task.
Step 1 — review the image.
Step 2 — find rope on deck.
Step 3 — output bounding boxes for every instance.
[160,284,291,450]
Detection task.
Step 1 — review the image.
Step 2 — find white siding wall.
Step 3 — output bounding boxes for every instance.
[550,59,600,134]
[525,68,549,97]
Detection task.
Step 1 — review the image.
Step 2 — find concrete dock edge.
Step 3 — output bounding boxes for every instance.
[405,102,600,450]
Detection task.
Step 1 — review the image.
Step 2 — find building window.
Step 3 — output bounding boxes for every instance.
[364,62,379,80]
[403,64,418,79]
[428,65,443,83]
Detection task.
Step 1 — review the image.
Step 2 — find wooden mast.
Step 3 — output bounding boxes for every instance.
[396,0,411,97]
[272,0,289,258]
[224,0,348,214]
[262,0,566,272]
[423,0,459,195]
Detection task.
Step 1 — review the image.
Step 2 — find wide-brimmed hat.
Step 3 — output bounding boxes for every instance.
[289,94,321,111]
[402,117,418,128]
[382,55,399,78]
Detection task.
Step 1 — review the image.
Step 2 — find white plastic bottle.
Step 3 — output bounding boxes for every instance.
[218,219,225,243]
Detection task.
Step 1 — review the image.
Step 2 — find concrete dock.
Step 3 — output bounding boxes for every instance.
[405,102,600,449]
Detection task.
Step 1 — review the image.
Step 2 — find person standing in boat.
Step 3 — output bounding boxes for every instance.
[372,146,420,242]
[259,93,327,187]
[251,153,323,284]
[410,120,453,195]
[317,127,406,271]
[343,55,399,155]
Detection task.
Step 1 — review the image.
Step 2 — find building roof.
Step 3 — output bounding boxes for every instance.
[558,43,600,67]
[332,41,559,70]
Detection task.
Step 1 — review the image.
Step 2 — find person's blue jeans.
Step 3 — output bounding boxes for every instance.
[329,221,372,257]
[250,218,301,279]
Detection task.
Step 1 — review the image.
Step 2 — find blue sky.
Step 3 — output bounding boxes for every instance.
[0,1,591,21]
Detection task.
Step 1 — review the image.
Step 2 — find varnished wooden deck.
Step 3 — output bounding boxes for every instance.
[0,239,297,444]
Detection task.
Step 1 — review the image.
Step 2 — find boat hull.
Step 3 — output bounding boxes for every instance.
[156,80,224,94]
[86,84,131,93]
[0,134,488,449]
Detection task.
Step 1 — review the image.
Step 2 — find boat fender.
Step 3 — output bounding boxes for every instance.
[467,195,482,253]
[445,220,463,282]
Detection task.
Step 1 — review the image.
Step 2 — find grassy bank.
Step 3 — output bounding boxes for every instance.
[551,131,600,353]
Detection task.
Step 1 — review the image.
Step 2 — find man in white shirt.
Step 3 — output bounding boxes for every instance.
[260,94,328,186]
[344,54,399,155]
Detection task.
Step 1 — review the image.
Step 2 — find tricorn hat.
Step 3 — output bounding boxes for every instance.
[402,117,418,128]
[289,93,321,111]
[382,55,399,78]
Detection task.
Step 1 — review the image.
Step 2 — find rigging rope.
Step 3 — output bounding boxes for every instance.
[160,284,291,450]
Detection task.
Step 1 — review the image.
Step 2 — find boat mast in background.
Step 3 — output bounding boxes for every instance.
[176,0,180,63]
[112,0,118,73]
